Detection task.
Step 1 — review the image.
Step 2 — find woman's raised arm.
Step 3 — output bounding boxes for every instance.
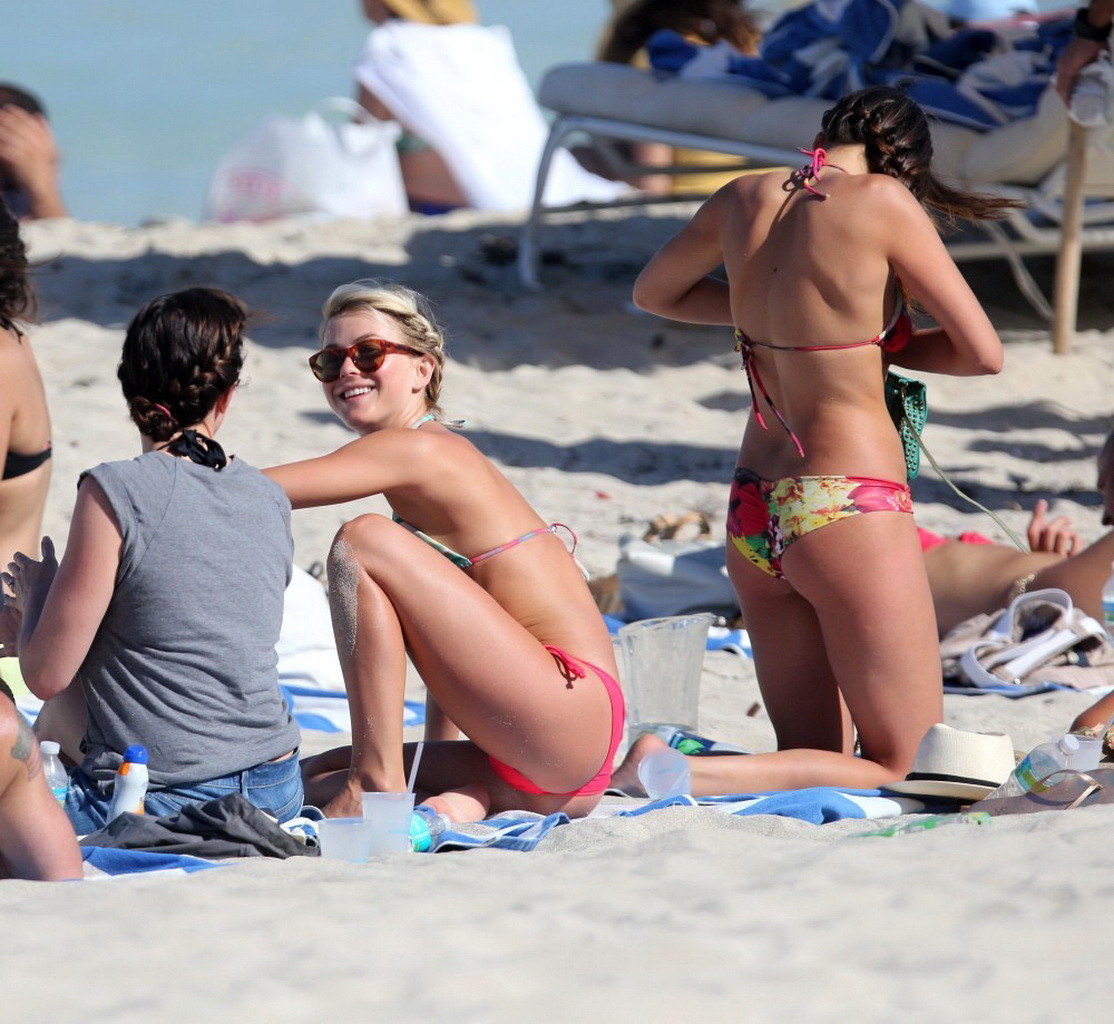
[632,188,734,325]
[879,178,1003,377]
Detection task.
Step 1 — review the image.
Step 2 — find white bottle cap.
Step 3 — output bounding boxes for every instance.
[1058,733,1081,754]
[40,740,61,756]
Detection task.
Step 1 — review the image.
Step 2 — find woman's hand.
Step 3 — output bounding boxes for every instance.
[1026,499,1082,557]
[0,593,20,656]
[1,538,57,636]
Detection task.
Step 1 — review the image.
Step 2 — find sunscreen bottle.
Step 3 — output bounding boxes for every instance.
[108,745,149,821]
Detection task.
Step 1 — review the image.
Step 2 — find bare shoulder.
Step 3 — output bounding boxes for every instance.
[851,173,927,221]
[723,169,785,206]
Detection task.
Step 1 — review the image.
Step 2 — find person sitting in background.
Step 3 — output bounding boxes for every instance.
[923,432,1114,635]
[0,683,82,880]
[1055,0,1113,107]
[593,0,763,195]
[356,0,476,213]
[0,84,66,221]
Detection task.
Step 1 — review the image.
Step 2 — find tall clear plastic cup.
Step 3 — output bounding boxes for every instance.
[618,613,713,740]
[362,792,415,855]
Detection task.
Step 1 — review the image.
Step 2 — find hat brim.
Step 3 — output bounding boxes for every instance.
[882,779,997,800]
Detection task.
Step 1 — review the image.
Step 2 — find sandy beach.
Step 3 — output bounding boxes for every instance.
[4,207,1114,1021]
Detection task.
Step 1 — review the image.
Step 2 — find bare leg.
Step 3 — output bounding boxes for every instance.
[617,514,942,796]
[0,697,82,880]
[321,534,410,816]
[32,680,86,764]
[729,545,853,754]
[1028,530,1114,622]
[316,516,616,817]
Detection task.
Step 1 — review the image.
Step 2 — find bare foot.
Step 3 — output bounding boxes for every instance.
[608,733,669,796]
[424,783,490,823]
[320,778,366,819]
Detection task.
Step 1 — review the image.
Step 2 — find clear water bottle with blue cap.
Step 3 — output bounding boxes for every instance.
[410,804,450,853]
[39,740,68,806]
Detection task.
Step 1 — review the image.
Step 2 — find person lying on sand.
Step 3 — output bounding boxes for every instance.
[1,289,303,833]
[0,682,82,880]
[267,280,624,822]
[924,431,1114,636]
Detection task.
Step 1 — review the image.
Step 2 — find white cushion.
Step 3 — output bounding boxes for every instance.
[539,62,1068,189]
[961,86,1068,186]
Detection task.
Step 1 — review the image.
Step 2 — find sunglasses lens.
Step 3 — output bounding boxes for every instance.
[309,351,342,382]
[350,341,387,374]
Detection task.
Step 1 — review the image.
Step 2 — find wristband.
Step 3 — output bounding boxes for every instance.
[1074,8,1113,43]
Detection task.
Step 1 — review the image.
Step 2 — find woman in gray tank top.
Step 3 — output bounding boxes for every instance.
[1,289,302,834]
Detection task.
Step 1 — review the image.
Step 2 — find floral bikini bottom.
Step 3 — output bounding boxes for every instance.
[727,468,913,580]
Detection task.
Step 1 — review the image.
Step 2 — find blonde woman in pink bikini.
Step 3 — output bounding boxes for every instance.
[267,280,623,820]
[616,87,1010,796]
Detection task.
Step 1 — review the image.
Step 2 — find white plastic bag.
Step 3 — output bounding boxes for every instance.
[204,97,407,223]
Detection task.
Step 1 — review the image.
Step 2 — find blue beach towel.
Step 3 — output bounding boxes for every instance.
[82,847,223,876]
[279,684,425,734]
[416,788,921,852]
[649,0,1073,130]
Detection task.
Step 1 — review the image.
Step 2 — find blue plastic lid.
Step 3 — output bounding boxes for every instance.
[122,745,148,765]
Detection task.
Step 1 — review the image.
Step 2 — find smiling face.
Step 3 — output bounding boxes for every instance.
[319,309,434,434]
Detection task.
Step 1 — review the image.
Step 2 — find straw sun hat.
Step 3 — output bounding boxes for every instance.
[883,724,1017,800]
[382,0,478,24]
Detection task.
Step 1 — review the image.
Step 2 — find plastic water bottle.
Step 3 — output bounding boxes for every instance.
[410,804,450,853]
[637,746,691,800]
[39,740,68,806]
[991,734,1081,799]
[108,745,149,821]
[1102,572,1114,627]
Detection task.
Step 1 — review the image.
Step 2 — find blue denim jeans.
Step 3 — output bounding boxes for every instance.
[65,751,304,836]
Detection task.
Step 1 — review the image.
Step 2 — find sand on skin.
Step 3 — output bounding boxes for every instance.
[3,209,1113,1021]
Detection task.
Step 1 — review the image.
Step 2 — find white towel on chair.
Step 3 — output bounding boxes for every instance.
[355,21,624,211]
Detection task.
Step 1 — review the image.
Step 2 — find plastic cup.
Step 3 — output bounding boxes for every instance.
[618,613,713,738]
[362,792,416,855]
[637,746,691,800]
[317,818,373,862]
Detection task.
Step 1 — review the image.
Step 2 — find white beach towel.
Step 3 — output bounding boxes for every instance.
[355,21,625,211]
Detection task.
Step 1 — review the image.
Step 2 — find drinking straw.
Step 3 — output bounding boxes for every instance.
[407,741,425,793]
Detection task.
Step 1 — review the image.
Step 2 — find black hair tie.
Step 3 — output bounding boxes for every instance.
[163,428,228,470]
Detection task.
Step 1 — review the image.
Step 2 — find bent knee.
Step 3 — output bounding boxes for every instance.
[329,513,400,569]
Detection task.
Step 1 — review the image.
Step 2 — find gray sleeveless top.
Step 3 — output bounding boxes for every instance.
[76,451,301,788]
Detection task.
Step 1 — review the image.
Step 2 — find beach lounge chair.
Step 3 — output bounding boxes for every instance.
[518,60,1114,329]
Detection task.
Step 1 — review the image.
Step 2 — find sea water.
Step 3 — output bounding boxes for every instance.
[4,0,615,225]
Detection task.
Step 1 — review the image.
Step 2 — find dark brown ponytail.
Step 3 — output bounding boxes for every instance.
[820,86,1021,227]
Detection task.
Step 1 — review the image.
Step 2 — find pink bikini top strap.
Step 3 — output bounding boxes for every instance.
[733,335,806,458]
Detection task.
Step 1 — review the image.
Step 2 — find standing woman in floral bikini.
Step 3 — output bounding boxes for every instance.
[615,87,1011,796]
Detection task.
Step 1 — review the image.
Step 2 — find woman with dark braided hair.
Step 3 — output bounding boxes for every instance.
[615,86,1009,796]
[0,195,51,591]
[0,288,302,833]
